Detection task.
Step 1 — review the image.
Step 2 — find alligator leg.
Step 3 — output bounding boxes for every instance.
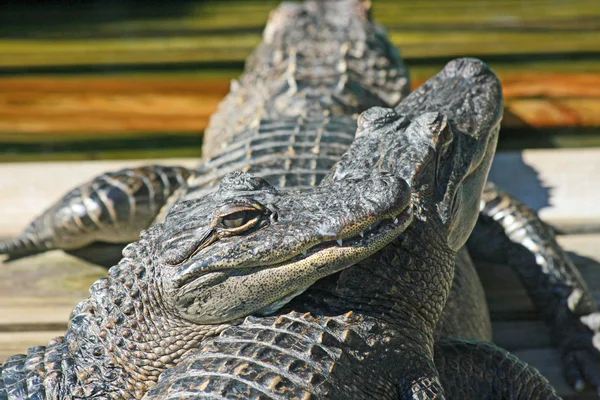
[0,165,191,261]
[466,181,600,393]
[434,338,561,399]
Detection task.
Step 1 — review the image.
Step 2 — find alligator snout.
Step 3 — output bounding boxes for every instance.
[360,171,411,215]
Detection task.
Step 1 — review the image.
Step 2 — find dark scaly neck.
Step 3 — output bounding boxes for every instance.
[58,226,233,399]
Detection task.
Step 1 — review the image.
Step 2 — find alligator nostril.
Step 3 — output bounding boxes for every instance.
[270,211,279,223]
[367,173,405,193]
[365,175,411,213]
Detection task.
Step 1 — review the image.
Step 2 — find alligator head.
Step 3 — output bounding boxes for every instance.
[258,0,409,110]
[394,57,502,252]
[327,58,502,254]
[156,169,412,324]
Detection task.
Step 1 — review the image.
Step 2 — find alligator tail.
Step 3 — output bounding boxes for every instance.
[1,165,192,261]
[0,236,47,261]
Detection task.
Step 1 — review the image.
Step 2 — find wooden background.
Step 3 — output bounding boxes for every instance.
[0,0,599,161]
[1,1,600,399]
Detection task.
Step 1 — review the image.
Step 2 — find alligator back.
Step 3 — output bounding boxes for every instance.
[185,0,409,198]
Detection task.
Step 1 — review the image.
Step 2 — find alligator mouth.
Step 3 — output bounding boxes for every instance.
[287,206,413,264]
[176,204,413,292]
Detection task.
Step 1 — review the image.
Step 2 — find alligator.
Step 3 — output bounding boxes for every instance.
[1,0,598,398]
[142,57,559,400]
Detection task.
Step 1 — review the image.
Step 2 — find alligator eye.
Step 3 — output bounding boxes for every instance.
[216,204,264,233]
[221,210,255,228]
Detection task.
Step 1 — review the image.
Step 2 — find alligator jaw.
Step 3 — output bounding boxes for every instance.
[292,206,413,264]
[252,205,415,316]
[175,203,413,291]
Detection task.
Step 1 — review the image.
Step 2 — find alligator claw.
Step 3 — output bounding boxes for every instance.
[559,311,600,394]
[563,349,600,395]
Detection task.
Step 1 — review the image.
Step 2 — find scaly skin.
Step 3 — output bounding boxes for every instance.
[144,311,444,400]
[434,339,559,399]
[0,166,191,260]
[144,315,559,400]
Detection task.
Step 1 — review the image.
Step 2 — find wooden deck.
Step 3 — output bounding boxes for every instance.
[0,149,599,399]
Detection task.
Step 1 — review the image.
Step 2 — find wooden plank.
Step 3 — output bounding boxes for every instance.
[0,77,228,138]
[1,29,597,69]
[505,98,600,128]
[0,148,203,164]
[2,0,597,39]
[501,74,600,98]
[488,149,600,233]
[0,73,598,140]
[493,320,551,349]
[0,251,106,328]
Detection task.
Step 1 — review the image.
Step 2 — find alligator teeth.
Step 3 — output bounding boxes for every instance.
[336,239,343,246]
[302,250,307,256]
[359,231,364,238]
[393,217,399,224]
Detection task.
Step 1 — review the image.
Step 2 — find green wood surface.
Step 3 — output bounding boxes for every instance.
[0,1,598,68]
[0,0,598,162]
